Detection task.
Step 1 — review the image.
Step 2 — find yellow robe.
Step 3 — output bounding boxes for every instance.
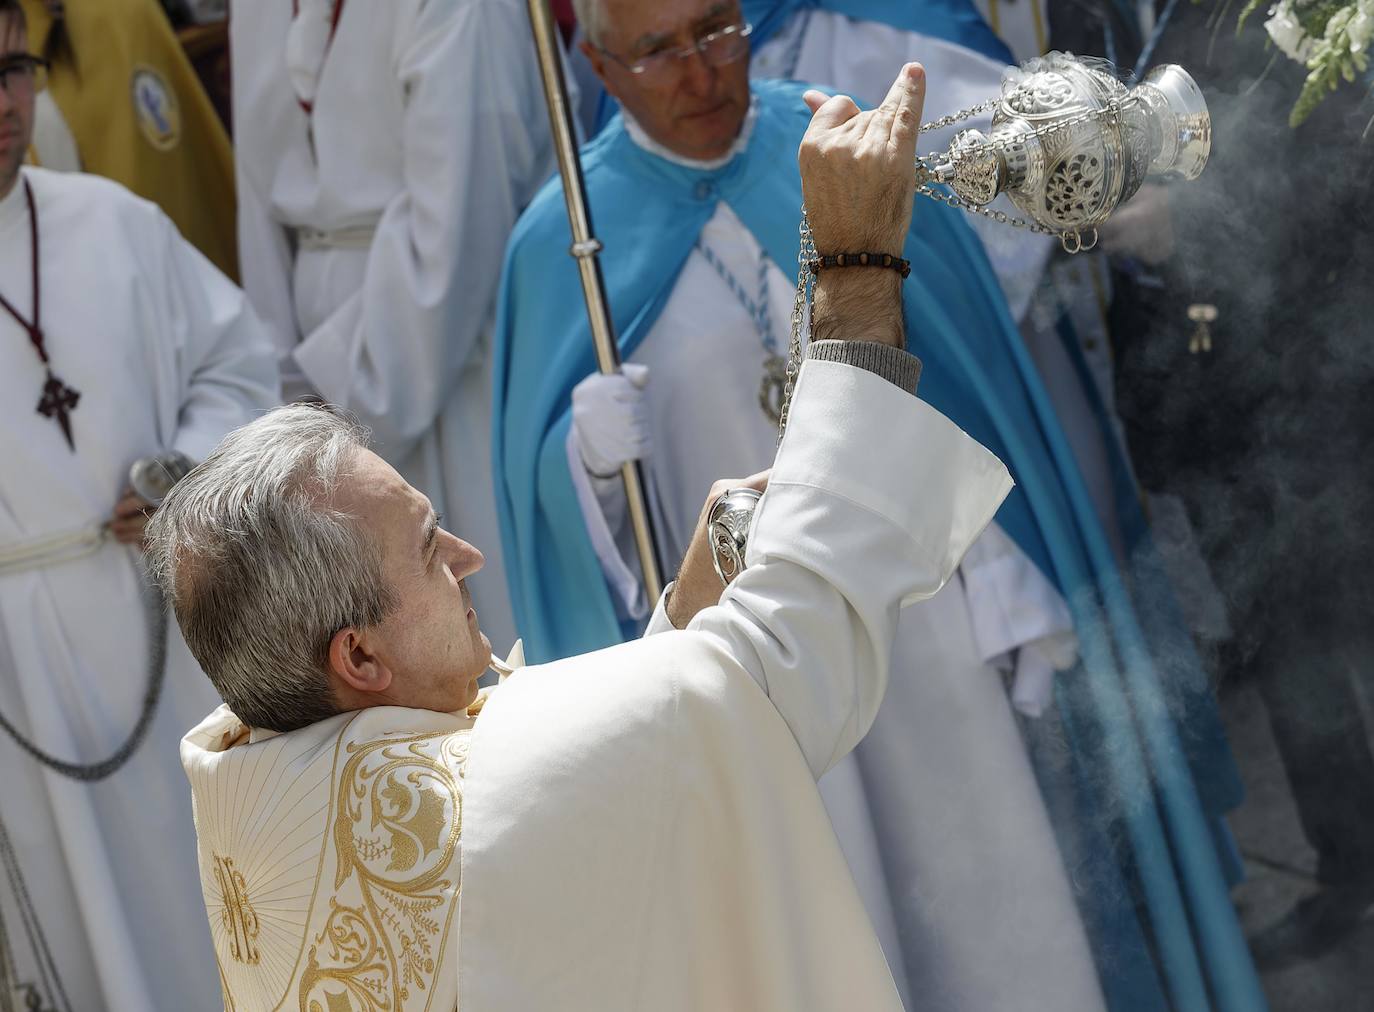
[21,0,239,278]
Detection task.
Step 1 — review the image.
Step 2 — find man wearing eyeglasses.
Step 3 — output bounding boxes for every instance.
[493,1,1114,1008]
[17,0,241,279]
[0,1,278,1008]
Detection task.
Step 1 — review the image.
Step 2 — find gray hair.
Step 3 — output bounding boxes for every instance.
[145,404,396,733]
[572,0,606,47]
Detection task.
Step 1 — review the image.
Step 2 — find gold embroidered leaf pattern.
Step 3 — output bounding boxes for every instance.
[378,771,449,875]
[304,729,468,1011]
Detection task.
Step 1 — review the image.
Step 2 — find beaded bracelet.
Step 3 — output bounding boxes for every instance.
[807,251,911,279]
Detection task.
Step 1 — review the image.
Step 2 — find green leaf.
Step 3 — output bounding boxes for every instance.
[1237,0,1267,33]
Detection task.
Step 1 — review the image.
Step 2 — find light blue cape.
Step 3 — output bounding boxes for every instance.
[493,79,1264,1012]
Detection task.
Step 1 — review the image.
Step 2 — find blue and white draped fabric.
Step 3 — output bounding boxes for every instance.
[693,237,782,360]
[493,79,1264,1012]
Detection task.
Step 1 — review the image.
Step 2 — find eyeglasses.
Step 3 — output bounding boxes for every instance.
[600,22,752,85]
[0,56,48,96]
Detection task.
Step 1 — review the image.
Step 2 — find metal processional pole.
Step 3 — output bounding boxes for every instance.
[523,0,665,604]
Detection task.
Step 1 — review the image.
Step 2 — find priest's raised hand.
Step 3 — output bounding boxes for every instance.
[800,63,925,269]
[800,63,925,348]
[161,63,1013,1012]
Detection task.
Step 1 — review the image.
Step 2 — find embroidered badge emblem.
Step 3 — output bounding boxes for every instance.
[131,65,181,152]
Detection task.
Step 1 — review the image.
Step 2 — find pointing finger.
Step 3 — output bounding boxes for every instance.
[887,63,926,154]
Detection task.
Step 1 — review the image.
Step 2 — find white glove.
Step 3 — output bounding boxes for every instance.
[571,363,651,478]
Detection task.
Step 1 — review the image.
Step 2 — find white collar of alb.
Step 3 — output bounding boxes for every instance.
[623,96,758,171]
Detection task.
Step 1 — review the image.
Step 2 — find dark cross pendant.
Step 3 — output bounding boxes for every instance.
[36,369,80,450]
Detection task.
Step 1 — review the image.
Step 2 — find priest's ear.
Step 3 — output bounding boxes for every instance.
[327,626,394,699]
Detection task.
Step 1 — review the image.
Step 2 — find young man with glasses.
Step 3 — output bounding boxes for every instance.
[0,2,278,1007]
[16,0,241,278]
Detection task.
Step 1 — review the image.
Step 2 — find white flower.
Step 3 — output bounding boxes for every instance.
[1265,2,1317,62]
[1348,9,1373,54]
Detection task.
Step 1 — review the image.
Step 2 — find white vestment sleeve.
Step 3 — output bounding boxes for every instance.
[689,358,1013,778]
[157,214,281,462]
[292,0,549,455]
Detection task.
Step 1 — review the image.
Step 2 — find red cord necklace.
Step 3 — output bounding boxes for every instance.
[0,178,80,451]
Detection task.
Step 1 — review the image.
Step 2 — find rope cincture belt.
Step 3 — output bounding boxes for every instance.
[0,522,108,577]
[0,523,167,782]
[294,222,380,252]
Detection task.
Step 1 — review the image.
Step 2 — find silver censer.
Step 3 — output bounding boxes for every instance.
[913,52,1211,252]
[707,54,1212,588]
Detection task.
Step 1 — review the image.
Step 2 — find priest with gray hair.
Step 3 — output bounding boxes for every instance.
[159,65,1015,1011]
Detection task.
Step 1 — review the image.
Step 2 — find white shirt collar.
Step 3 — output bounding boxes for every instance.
[623,96,758,171]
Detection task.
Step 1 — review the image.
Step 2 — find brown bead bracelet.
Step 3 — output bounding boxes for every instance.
[807,251,912,279]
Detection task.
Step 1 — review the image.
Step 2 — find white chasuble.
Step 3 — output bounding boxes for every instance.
[0,167,278,1010]
[569,194,1103,1010]
[231,0,562,654]
[181,700,482,1012]
[461,358,1016,1010]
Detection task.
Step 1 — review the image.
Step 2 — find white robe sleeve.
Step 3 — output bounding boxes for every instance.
[688,358,1013,778]
[155,213,281,462]
[292,0,551,455]
[959,521,1079,717]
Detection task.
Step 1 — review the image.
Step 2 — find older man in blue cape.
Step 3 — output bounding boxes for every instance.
[493,2,1263,1009]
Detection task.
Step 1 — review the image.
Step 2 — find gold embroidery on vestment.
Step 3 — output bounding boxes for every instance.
[213,854,262,966]
[297,729,469,1012]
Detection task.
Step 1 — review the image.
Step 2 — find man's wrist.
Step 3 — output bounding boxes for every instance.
[811,270,904,347]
